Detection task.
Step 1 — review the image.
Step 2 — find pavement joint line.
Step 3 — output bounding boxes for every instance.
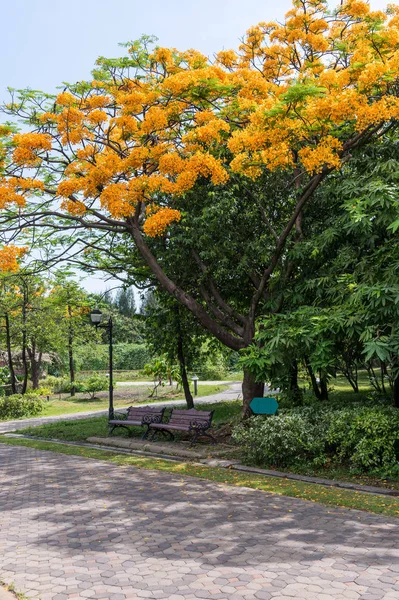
[2,432,399,498]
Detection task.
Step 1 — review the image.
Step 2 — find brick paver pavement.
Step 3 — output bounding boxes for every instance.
[1,444,399,600]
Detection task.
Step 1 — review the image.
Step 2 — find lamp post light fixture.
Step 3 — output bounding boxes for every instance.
[192,374,199,396]
[89,308,114,421]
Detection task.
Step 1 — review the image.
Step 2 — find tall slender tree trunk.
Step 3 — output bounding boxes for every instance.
[320,372,329,401]
[289,359,303,405]
[4,313,17,394]
[21,289,28,394]
[176,317,194,409]
[305,359,321,400]
[393,374,399,408]
[242,370,265,417]
[68,304,75,396]
[28,342,42,389]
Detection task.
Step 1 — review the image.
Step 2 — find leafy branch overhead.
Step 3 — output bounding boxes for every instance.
[1,0,399,411]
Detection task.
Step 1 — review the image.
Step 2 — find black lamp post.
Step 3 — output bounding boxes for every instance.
[90,308,114,421]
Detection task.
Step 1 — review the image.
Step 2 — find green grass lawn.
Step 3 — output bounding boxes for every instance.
[1,384,228,421]
[16,399,242,441]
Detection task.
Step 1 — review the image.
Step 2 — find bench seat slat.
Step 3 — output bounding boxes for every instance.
[109,419,142,426]
[150,423,190,431]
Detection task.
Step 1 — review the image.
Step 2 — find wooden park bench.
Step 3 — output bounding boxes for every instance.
[148,408,217,446]
[108,406,165,439]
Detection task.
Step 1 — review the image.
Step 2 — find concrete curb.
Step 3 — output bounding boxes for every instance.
[229,464,399,497]
[3,433,399,498]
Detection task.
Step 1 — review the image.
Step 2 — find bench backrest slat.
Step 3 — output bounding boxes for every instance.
[168,409,213,426]
[126,406,164,419]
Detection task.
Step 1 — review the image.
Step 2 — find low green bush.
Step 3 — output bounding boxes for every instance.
[0,393,45,419]
[29,386,52,397]
[41,376,70,394]
[326,407,399,471]
[233,414,326,468]
[233,403,399,474]
[82,375,109,399]
[74,343,151,371]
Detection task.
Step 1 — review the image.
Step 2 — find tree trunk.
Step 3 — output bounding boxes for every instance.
[21,290,28,394]
[68,304,75,396]
[305,359,321,400]
[4,313,17,394]
[320,372,329,401]
[177,322,194,409]
[28,342,42,389]
[289,360,303,405]
[242,369,265,417]
[393,373,399,408]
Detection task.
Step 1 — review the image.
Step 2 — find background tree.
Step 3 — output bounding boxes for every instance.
[1,0,399,412]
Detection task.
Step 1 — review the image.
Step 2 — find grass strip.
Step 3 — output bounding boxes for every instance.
[1,436,399,519]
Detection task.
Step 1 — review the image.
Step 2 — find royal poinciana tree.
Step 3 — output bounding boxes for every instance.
[1,0,399,413]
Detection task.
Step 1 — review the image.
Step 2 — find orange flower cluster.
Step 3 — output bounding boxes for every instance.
[0,178,44,209]
[3,0,399,238]
[143,206,182,237]
[12,133,52,166]
[0,245,27,273]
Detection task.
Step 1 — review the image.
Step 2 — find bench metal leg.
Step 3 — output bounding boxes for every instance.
[149,428,158,441]
[141,424,151,440]
[149,428,175,442]
[189,430,200,448]
[109,424,131,436]
[203,431,217,444]
[108,425,116,436]
[189,429,217,447]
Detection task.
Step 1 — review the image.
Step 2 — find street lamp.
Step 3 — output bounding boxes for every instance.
[90,308,114,421]
[192,374,199,396]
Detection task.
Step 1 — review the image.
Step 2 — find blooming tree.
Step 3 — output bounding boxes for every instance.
[1,0,399,410]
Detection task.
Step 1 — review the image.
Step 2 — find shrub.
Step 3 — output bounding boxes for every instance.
[232,414,326,468]
[42,376,71,394]
[326,407,399,472]
[29,386,52,397]
[233,403,399,474]
[82,375,109,399]
[74,343,150,371]
[113,344,151,370]
[0,393,44,419]
[199,364,227,380]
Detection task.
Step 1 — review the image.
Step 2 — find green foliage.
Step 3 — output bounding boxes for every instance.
[233,401,399,474]
[142,356,181,396]
[0,366,11,385]
[81,375,109,399]
[114,344,151,370]
[74,343,150,371]
[233,414,325,468]
[326,407,399,471]
[0,393,44,419]
[41,375,68,394]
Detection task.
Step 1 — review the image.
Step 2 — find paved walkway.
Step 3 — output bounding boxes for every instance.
[1,444,399,600]
[0,383,242,434]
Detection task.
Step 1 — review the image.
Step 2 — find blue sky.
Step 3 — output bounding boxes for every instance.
[0,0,389,293]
